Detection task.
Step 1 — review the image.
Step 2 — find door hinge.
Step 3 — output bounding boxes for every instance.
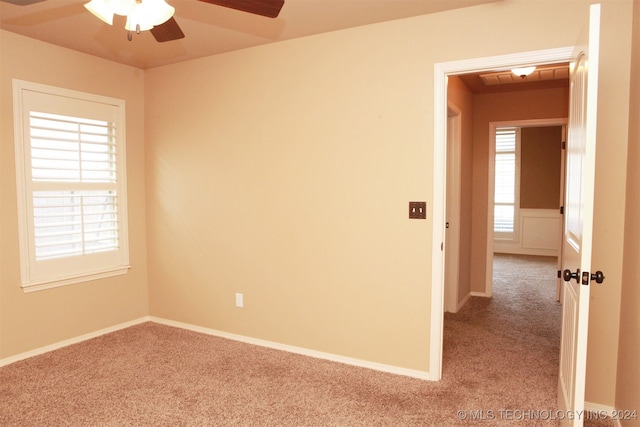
[560,206,564,215]
[562,140,566,149]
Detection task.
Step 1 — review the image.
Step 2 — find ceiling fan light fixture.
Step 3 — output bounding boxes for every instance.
[84,0,114,25]
[124,0,174,32]
[145,0,175,26]
[86,0,175,37]
[511,66,536,78]
[106,0,137,16]
[125,15,153,33]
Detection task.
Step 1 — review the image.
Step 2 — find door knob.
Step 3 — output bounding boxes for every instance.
[563,269,580,283]
[590,271,605,284]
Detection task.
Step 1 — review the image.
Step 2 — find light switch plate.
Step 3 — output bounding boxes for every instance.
[409,201,427,219]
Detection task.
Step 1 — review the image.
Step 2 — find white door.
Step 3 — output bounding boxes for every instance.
[557,4,601,426]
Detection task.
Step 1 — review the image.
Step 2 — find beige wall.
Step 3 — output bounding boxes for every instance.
[520,126,562,209]
[447,76,474,306]
[616,0,640,422]
[0,31,149,358]
[145,0,632,384]
[145,28,435,370]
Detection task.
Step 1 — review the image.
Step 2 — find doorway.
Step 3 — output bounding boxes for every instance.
[487,121,567,299]
[430,47,575,380]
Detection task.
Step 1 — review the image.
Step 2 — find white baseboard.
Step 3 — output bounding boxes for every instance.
[1,315,434,381]
[149,316,435,381]
[585,402,623,427]
[456,292,472,311]
[470,291,491,298]
[0,316,150,367]
[493,247,559,257]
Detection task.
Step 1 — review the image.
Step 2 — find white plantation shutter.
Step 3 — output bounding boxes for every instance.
[30,113,119,261]
[494,128,519,239]
[13,80,129,291]
[30,112,116,182]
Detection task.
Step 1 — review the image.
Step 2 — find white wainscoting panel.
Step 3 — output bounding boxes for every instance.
[494,209,561,256]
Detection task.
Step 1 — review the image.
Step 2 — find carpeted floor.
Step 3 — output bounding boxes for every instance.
[0,254,613,426]
[443,254,562,416]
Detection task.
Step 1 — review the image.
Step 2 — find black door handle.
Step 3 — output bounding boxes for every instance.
[590,271,605,284]
[563,269,580,283]
[560,269,605,285]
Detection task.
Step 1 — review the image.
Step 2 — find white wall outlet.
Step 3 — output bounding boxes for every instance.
[235,293,244,308]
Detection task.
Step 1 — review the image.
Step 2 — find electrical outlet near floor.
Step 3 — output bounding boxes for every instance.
[235,293,244,308]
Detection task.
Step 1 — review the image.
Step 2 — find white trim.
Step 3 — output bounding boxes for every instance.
[1,316,432,380]
[150,317,433,381]
[432,46,575,382]
[470,291,490,298]
[430,64,447,381]
[584,402,616,415]
[485,128,496,297]
[0,317,149,367]
[455,292,472,312]
[584,402,623,427]
[494,208,562,256]
[21,265,131,293]
[491,125,521,243]
[1,315,431,380]
[12,79,130,292]
[444,103,462,313]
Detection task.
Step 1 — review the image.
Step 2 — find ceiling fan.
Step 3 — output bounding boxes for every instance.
[1,0,285,42]
[152,0,285,42]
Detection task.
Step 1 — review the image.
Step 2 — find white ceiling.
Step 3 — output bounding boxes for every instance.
[1,0,499,69]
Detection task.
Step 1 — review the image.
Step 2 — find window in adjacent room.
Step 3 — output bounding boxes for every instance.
[13,80,130,292]
[493,127,520,241]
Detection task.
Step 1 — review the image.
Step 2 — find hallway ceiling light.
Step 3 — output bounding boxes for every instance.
[511,66,537,78]
[477,64,569,87]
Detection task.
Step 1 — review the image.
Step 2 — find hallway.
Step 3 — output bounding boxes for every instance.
[442,254,612,425]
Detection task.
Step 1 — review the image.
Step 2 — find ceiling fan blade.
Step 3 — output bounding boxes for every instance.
[150,17,185,43]
[198,0,284,19]
[0,0,47,5]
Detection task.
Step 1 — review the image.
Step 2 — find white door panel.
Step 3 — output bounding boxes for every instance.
[557,4,601,426]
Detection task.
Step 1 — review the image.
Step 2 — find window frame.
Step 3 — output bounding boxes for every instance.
[492,126,521,242]
[13,79,130,292]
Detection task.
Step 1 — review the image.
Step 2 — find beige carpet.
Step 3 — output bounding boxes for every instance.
[0,254,613,426]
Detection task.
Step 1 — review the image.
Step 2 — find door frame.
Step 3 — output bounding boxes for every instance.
[430,47,575,380]
[486,118,568,299]
[444,103,462,313]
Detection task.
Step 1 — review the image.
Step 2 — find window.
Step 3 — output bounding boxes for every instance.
[494,127,520,240]
[13,80,129,292]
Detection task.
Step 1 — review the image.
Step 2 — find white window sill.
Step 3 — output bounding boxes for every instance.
[21,265,131,293]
